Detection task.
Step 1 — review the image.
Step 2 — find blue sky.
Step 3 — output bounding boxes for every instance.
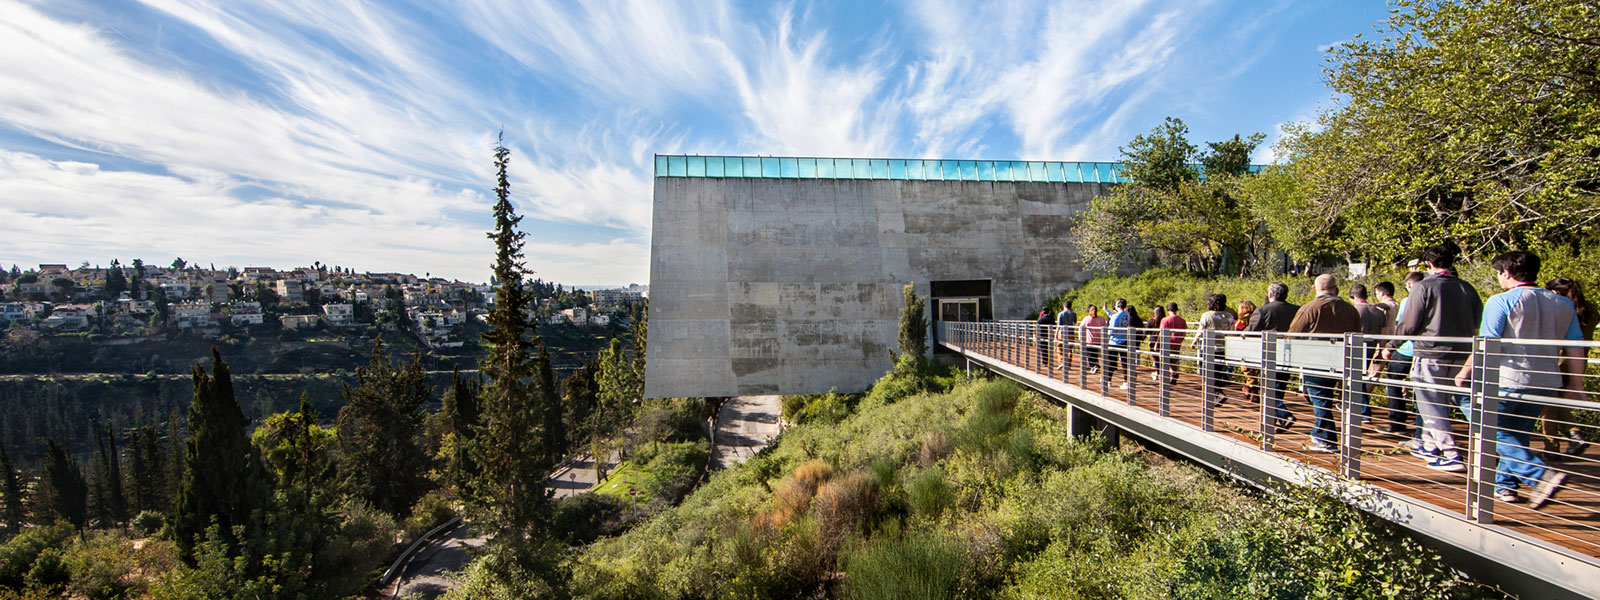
[0,0,1389,286]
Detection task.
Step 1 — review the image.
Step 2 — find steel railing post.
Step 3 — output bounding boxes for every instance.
[1099,325,1110,395]
[1260,331,1277,449]
[1342,333,1364,479]
[1201,329,1215,432]
[1078,325,1088,389]
[1127,328,1138,407]
[1468,337,1500,525]
[1159,332,1171,417]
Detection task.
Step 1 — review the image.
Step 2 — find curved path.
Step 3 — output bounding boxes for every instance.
[712,395,783,469]
[391,523,485,599]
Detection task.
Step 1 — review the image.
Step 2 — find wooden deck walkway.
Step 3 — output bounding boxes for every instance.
[963,336,1600,560]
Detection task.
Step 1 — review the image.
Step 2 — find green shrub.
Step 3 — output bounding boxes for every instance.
[640,440,710,502]
[782,389,859,426]
[401,489,456,541]
[64,533,139,600]
[553,493,630,545]
[905,467,952,521]
[843,527,965,600]
[22,548,67,593]
[0,522,73,588]
[131,510,164,536]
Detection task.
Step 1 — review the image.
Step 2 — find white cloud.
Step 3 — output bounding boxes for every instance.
[0,149,649,285]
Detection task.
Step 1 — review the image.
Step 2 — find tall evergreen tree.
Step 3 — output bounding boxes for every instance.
[336,339,431,517]
[0,445,26,536]
[561,360,600,458]
[898,284,928,360]
[91,423,128,526]
[467,134,564,593]
[440,367,481,499]
[171,349,268,564]
[126,426,169,515]
[41,439,87,529]
[538,344,564,457]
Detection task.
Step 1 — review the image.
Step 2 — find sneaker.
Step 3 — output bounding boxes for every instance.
[1406,441,1437,460]
[1566,430,1590,457]
[1425,455,1466,472]
[1495,489,1521,503]
[1151,373,1160,382]
[1088,367,1099,375]
[1305,440,1337,454]
[1118,382,1130,390]
[1273,414,1296,431]
[1529,471,1567,509]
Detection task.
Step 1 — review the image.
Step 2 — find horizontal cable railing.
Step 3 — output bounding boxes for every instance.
[937,319,1600,559]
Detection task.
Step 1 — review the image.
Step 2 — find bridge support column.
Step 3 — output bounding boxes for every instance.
[1068,404,1120,451]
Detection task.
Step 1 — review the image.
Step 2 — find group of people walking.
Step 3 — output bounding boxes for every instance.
[1034,243,1595,511]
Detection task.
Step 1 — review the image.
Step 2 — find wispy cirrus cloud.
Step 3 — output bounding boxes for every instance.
[0,0,1365,284]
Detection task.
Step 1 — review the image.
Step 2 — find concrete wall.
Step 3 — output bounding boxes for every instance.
[646,177,1109,398]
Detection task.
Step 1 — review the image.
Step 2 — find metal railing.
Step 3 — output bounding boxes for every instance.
[938,319,1600,558]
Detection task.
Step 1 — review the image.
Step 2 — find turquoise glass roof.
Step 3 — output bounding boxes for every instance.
[654,154,1266,183]
[654,154,1130,183]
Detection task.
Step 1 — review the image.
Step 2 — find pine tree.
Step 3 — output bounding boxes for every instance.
[0,445,26,536]
[440,367,481,499]
[467,134,565,592]
[171,349,268,564]
[41,438,87,529]
[336,339,431,517]
[561,360,599,457]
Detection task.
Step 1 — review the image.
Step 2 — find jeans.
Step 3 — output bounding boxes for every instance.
[1493,391,1549,492]
[1412,356,1468,457]
[1264,369,1292,421]
[1304,375,1341,445]
[1383,356,1416,431]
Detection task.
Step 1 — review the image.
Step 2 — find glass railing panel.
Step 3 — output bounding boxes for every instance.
[780,157,798,178]
[889,159,906,180]
[706,156,724,177]
[668,155,686,176]
[798,157,816,178]
[990,160,1009,181]
[871,159,889,179]
[687,156,706,177]
[655,155,669,177]
[907,159,925,180]
[1028,161,1047,182]
[959,160,977,181]
[819,158,836,178]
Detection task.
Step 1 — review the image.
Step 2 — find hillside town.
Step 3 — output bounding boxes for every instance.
[0,260,645,349]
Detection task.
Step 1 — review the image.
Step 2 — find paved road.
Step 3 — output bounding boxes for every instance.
[713,395,783,469]
[549,453,615,498]
[391,524,485,600]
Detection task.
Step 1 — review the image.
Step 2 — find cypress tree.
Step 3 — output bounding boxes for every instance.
[440,367,481,499]
[41,438,87,529]
[538,343,565,457]
[898,283,928,361]
[126,426,168,515]
[336,339,431,517]
[171,349,268,564]
[90,424,128,526]
[467,134,563,591]
[0,445,26,535]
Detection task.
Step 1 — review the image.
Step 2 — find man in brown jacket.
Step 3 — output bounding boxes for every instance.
[1289,274,1362,452]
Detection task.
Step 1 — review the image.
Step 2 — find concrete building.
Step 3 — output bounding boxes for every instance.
[276,280,303,303]
[281,314,320,330]
[172,301,215,328]
[230,301,264,326]
[645,155,1121,398]
[322,303,354,326]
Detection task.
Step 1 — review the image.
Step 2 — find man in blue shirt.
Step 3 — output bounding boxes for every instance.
[1453,251,1584,508]
[1107,298,1131,387]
